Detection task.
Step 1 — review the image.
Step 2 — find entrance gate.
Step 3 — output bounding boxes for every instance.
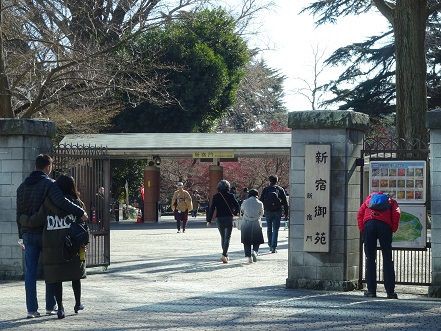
[53,144,110,268]
[358,136,431,286]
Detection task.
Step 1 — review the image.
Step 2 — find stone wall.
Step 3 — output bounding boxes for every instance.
[286,111,369,291]
[0,119,55,279]
[427,110,441,297]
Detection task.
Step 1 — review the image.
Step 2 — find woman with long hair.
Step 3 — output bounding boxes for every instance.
[31,174,88,319]
[52,175,86,314]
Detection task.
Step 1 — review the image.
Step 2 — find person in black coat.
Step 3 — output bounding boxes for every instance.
[207,180,240,263]
[16,154,87,319]
[48,175,88,318]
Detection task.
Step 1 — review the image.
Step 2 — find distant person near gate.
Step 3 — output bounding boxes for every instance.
[172,182,192,233]
[260,175,288,253]
[357,191,400,299]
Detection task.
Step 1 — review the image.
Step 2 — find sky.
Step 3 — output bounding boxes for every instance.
[246,0,391,111]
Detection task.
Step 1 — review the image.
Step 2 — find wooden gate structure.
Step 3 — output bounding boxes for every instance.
[358,136,431,286]
[53,144,111,268]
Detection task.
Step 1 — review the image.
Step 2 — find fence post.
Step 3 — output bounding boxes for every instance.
[286,110,369,291]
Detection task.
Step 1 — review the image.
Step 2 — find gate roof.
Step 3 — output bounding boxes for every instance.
[60,133,291,158]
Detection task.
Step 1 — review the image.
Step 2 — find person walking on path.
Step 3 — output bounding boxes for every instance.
[191,190,201,218]
[260,175,288,253]
[23,175,89,319]
[239,189,264,264]
[16,154,87,319]
[171,182,192,233]
[357,191,400,299]
[207,180,240,263]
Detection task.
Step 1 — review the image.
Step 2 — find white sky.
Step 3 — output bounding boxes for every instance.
[247,0,391,111]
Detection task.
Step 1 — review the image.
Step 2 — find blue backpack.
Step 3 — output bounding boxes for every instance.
[368,193,390,211]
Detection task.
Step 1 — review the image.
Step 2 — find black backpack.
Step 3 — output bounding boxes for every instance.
[264,186,282,211]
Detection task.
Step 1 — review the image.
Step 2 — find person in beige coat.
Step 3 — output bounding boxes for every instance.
[240,189,264,263]
[171,182,193,233]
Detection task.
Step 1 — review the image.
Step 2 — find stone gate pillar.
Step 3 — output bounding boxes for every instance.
[427,109,441,297]
[144,166,160,223]
[286,111,369,291]
[0,119,55,279]
[208,164,223,203]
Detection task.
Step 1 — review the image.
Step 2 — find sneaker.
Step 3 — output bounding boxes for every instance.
[183,229,186,233]
[177,230,181,233]
[247,257,253,264]
[46,309,57,315]
[387,292,398,299]
[27,311,41,319]
[363,291,377,298]
[74,303,85,314]
[271,248,277,253]
[251,251,257,262]
[220,255,228,263]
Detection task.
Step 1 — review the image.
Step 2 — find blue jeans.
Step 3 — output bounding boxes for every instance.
[23,232,56,313]
[265,210,282,249]
[364,219,395,294]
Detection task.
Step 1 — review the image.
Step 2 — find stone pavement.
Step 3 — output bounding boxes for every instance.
[1,216,441,330]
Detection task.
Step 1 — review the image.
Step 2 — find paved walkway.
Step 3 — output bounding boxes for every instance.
[1,217,440,330]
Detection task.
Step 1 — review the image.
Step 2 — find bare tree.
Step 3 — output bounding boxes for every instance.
[294,45,327,110]
[0,0,207,118]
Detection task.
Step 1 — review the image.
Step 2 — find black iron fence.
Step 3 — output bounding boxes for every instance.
[53,144,110,268]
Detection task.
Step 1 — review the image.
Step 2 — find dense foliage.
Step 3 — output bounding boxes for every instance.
[112,9,250,133]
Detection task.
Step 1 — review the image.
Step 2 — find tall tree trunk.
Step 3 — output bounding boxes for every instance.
[0,0,13,117]
[394,0,427,143]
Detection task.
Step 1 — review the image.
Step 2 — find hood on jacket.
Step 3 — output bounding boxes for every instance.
[24,171,49,185]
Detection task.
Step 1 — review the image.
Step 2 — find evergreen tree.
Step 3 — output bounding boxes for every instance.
[217,59,287,132]
[304,0,441,142]
[112,9,250,133]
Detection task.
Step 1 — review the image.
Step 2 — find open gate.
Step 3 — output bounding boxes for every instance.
[358,136,431,286]
[53,144,110,268]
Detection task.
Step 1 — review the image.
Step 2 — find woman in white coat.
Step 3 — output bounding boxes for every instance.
[240,189,265,263]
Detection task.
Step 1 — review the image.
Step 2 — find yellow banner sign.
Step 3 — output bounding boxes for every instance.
[192,151,235,159]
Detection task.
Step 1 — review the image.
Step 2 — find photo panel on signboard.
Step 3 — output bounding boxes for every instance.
[369,160,426,204]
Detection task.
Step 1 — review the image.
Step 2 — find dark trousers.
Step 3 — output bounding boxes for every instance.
[244,244,260,257]
[364,219,395,294]
[217,218,233,257]
[52,280,82,311]
[175,211,188,231]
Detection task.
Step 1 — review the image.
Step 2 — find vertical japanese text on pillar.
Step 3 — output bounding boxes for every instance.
[304,145,331,252]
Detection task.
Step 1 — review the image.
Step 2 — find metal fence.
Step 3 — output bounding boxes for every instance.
[359,135,431,286]
[53,144,110,268]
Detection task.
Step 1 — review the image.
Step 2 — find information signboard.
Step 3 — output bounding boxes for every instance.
[369,160,427,249]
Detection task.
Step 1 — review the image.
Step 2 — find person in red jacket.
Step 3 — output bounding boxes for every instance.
[357,192,400,299]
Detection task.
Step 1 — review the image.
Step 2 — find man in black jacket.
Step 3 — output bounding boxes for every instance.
[260,175,288,253]
[16,154,87,318]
